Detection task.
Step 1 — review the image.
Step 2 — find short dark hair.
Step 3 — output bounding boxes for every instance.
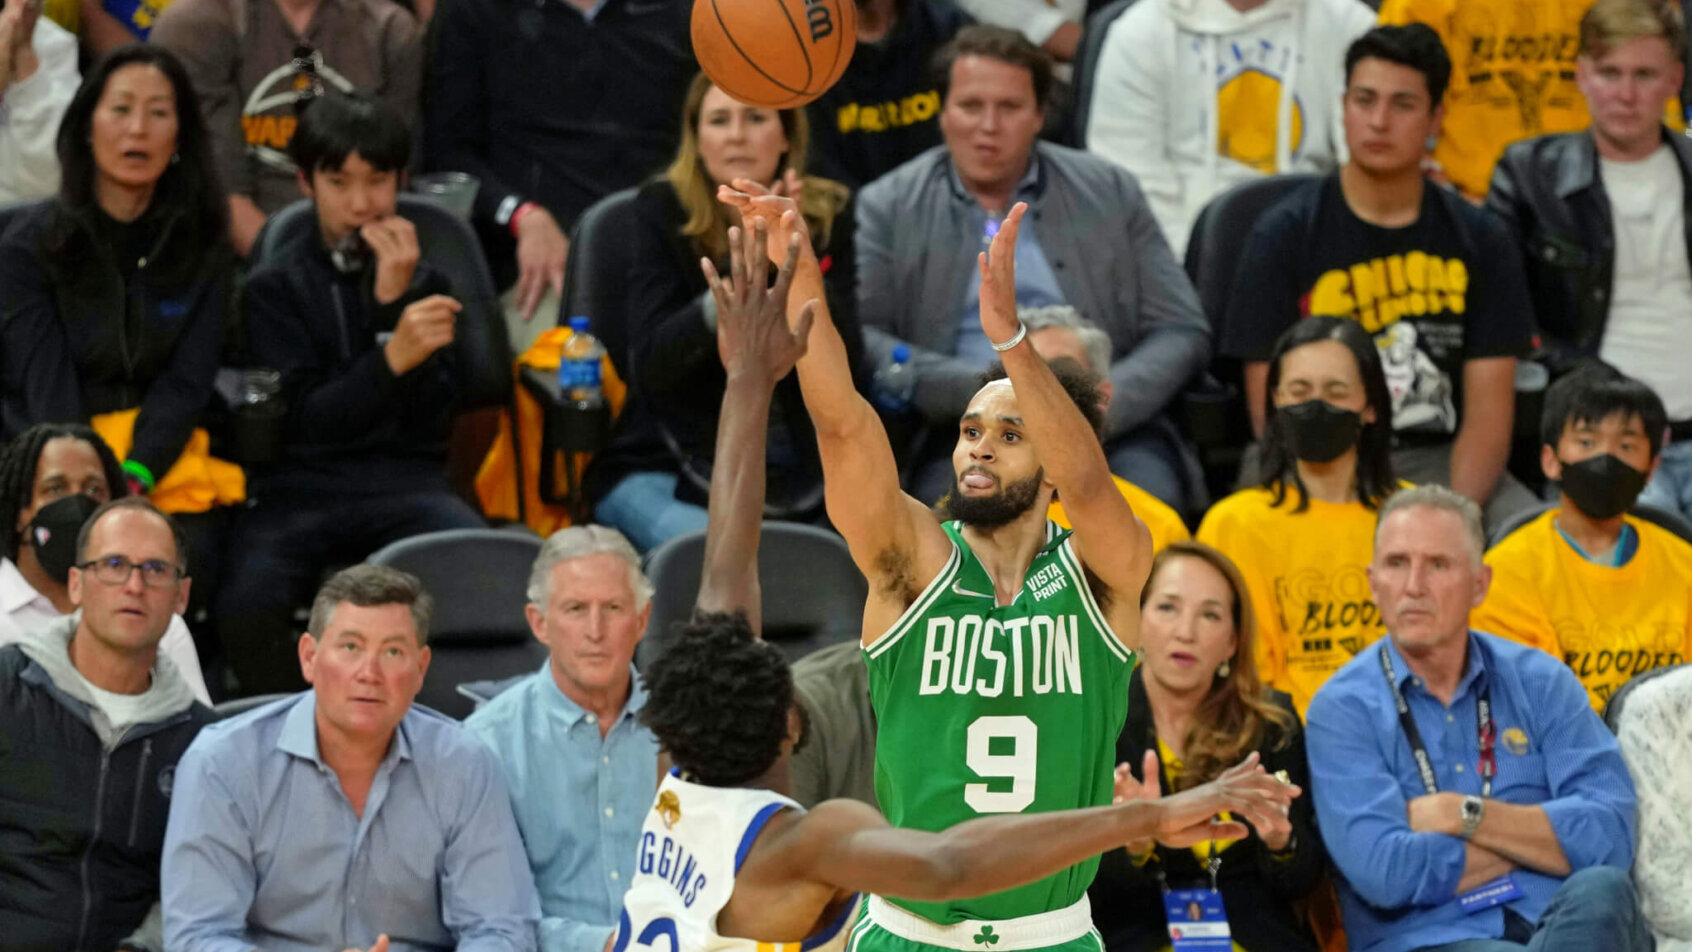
[640,612,794,787]
[932,24,1053,113]
[288,91,412,177]
[0,423,128,560]
[1344,24,1452,107]
[75,496,190,572]
[1540,364,1669,459]
[307,564,434,645]
[978,357,1107,440]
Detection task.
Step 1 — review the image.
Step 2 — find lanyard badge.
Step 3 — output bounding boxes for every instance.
[1160,845,1232,950]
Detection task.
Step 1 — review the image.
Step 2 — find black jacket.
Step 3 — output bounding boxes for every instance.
[0,199,230,478]
[583,179,865,512]
[242,221,465,497]
[422,0,696,286]
[1088,668,1325,952]
[0,645,215,952]
[1486,127,1692,376]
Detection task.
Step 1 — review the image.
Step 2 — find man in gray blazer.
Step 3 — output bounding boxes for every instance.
[855,24,1210,514]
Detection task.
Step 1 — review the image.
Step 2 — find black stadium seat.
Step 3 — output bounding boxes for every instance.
[368,528,548,719]
[637,522,868,671]
[1067,0,1143,148]
[1604,661,1687,733]
[1487,502,1692,551]
[561,187,643,380]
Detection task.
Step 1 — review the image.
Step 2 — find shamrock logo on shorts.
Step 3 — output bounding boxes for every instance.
[974,926,999,946]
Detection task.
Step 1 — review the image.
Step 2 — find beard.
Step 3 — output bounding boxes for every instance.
[942,468,1044,529]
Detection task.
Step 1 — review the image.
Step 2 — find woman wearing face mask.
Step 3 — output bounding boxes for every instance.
[584,72,861,552]
[0,423,210,703]
[0,45,230,503]
[1088,542,1324,952]
[1473,365,1692,712]
[1197,316,1398,717]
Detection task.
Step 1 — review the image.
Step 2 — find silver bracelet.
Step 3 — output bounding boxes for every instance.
[989,322,1028,352]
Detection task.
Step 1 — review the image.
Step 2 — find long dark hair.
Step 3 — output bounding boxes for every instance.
[49,44,229,287]
[1259,316,1396,511]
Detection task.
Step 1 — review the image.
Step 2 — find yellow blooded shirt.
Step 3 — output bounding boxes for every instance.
[1473,509,1692,712]
[1197,486,1385,717]
[1050,475,1190,554]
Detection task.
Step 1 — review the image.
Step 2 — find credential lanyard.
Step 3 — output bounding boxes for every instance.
[1379,646,1493,798]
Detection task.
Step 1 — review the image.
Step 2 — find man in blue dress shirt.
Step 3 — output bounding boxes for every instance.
[1306,484,1649,952]
[466,525,659,952]
[161,564,541,952]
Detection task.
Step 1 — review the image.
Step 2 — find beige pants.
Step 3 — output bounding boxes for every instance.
[500,284,563,357]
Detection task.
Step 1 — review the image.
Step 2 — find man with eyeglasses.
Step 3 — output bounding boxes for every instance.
[0,495,216,952]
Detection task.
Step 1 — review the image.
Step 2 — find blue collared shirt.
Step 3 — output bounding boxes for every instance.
[1305,632,1636,952]
[948,155,1068,368]
[466,664,658,952]
[161,693,541,952]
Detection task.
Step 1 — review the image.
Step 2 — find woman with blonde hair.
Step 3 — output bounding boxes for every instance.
[1089,541,1326,952]
[586,72,862,550]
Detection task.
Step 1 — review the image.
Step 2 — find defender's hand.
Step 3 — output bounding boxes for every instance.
[702,219,816,389]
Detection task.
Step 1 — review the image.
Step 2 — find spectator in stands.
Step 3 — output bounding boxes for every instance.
[806,0,972,190]
[1487,0,1692,524]
[466,525,656,952]
[1472,366,1692,712]
[1612,663,1692,952]
[1091,541,1325,952]
[1200,316,1397,716]
[952,0,1080,63]
[587,73,858,551]
[858,25,1210,512]
[1222,25,1538,526]
[423,0,695,353]
[0,0,77,203]
[1378,0,1605,201]
[1307,484,1647,952]
[0,45,230,500]
[1085,0,1375,257]
[152,0,421,256]
[215,92,484,696]
[162,564,540,952]
[0,423,209,702]
[1022,305,1191,550]
[0,496,215,951]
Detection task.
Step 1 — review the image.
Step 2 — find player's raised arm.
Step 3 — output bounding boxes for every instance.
[717,183,951,613]
[980,204,1153,611]
[764,754,1297,903]
[693,221,816,633]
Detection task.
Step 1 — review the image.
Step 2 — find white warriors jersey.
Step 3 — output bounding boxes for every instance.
[615,770,860,952]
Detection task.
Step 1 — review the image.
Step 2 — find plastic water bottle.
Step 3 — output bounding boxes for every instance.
[559,316,607,406]
[872,344,915,413]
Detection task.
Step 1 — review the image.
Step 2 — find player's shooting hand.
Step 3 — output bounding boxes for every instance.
[977,203,1026,347]
[701,219,815,388]
[717,178,814,262]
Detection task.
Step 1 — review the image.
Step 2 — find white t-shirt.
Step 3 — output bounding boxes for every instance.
[74,667,164,739]
[1599,144,1692,421]
[0,558,212,705]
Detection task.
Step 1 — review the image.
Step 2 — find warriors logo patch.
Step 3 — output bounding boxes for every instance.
[656,790,682,829]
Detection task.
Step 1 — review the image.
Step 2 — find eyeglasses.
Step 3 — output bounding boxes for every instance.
[76,555,184,588]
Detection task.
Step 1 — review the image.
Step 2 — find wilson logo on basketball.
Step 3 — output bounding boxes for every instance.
[690,0,858,108]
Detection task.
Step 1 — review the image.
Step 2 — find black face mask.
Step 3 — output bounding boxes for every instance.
[25,494,101,585]
[1559,454,1648,521]
[1277,399,1363,464]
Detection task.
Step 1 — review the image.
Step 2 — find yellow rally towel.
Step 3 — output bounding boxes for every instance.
[474,327,626,536]
[92,410,246,514]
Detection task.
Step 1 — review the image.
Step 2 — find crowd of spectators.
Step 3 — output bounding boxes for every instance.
[3,0,1692,949]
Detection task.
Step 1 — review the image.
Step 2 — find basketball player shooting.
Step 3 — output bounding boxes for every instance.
[609,218,1299,952]
[715,181,1206,952]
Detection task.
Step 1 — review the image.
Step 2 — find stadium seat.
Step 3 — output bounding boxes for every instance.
[1487,502,1692,551]
[561,186,642,380]
[213,693,292,719]
[1604,661,1687,733]
[1067,0,1143,147]
[636,522,868,670]
[248,195,512,410]
[368,527,547,719]
[1631,503,1692,546]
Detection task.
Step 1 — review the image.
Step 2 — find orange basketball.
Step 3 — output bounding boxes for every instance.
[690,0,857,109]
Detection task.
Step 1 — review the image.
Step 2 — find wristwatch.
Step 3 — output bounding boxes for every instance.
[1459,795,1485,840]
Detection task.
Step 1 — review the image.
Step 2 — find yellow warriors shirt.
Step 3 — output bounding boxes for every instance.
[1050,475,1191,554]
[1473,509,1692,712]
[1198,486,1386,716]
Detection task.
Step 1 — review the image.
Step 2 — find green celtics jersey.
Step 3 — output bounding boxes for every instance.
[864,521,1134,924]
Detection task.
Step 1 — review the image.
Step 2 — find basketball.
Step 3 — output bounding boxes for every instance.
[690,0,857,110]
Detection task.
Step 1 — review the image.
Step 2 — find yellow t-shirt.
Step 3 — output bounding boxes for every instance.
[1376,0,1685,199]
[1473,509,1692,712]
[1197,486,1386,717]
[1049,474,1190,554]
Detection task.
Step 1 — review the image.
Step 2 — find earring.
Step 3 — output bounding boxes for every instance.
[170,153,180,165]
[1217,659,1232,679]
